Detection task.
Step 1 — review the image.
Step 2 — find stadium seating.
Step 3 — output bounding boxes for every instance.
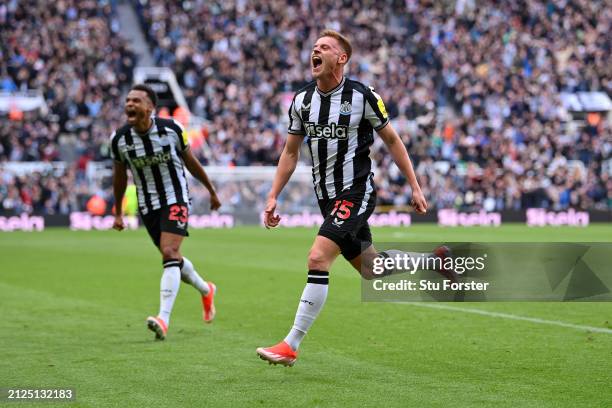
[1,0,610,214]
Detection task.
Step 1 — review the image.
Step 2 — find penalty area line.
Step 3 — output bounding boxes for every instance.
[404,302,612,335]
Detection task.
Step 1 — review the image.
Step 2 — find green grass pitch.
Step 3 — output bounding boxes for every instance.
[1,225,611,407]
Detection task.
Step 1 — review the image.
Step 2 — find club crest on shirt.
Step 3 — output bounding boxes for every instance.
[339,101,352,116]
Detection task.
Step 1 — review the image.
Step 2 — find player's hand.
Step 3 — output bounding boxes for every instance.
[410,189,428,214]
[113,215,125,231]
[210,193,221,211]
[263,197,281,229]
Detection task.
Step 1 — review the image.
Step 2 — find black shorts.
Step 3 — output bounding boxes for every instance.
[317,179,377,261]
[140,204,189,247]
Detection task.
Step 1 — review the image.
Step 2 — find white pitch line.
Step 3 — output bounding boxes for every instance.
[404,302,612,335]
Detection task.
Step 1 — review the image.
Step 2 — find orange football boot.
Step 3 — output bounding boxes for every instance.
[256,341,298,367]
[433,245,459,283]
[202,282,216,323]
[146,316,168,340]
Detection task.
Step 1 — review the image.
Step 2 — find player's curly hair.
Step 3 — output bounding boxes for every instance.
[130,83,158,107]
[319,29,352,62]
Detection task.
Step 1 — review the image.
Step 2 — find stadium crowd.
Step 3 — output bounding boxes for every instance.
[1,0,610,214]
[0,167,84,215]
[0,0,135,164]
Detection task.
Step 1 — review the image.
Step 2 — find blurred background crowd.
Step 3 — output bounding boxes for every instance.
[1,0,610,215]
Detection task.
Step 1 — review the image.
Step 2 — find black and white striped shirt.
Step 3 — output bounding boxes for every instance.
[288,77,389,201]
[110,117,191,215]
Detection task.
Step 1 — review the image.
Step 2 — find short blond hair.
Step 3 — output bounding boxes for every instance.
[319,29,352,61]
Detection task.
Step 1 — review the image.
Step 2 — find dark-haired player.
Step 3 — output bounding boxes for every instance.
[110,84,221,340]
[256,30,455,365]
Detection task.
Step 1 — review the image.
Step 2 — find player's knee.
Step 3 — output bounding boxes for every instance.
[161,245,180,261]
[307,248,330,270]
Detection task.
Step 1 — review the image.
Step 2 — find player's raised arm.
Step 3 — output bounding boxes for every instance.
[377,123,427,214]
[181,148,221,211]
[112,161,128,231]
[263,133,304,229]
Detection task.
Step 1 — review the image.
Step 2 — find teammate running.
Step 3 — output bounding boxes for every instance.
[110,84,221,340]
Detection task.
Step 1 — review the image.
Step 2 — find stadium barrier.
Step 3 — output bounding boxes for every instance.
[1,209,610,232]
[1,163,610,231]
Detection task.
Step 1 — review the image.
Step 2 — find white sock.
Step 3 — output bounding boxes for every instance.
[377,250,436,276]
[180,257,210,295]
[159,259,181,326]
[284,270,329,351]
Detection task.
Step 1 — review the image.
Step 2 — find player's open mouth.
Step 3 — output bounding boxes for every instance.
[312,56,323,69]
[126,109,137,119]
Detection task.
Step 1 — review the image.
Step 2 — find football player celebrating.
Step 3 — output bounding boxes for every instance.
[111,84,221,340]
[257,30,455,366]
